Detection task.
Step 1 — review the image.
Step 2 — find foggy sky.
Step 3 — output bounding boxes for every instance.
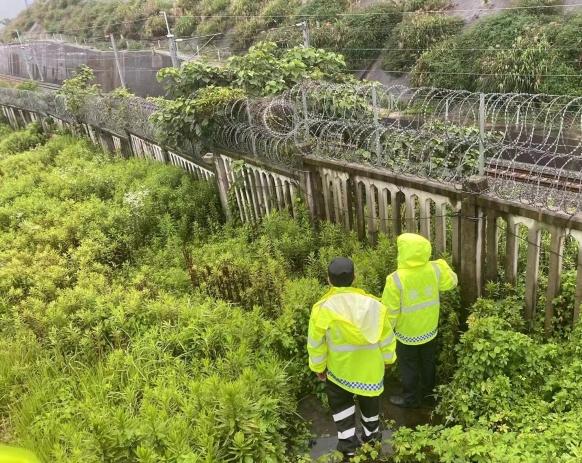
[0,0,29,20]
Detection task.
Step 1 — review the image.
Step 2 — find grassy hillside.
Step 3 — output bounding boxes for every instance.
[3,0,581,95]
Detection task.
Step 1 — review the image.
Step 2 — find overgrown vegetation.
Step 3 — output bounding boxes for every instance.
[410,11,582,95]
[151,41,350,148]
[0,123,465,461]
[392,300,582,462]
[1,117,580,462]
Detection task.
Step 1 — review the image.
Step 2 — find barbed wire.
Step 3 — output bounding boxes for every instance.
[0,82,580,215]
[214,82,582,214]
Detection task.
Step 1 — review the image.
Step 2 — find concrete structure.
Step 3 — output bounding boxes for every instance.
[0,41,175,96]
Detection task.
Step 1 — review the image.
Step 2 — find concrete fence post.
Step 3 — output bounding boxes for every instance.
[212,153,232,221]
[459,176,488,322]
[297,167,318,222]
[110,34,126,89]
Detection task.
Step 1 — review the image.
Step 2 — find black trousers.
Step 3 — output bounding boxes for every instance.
[326,380,381,455]
[396,338,437,405]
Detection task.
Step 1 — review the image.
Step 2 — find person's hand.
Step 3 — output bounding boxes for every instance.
[316,371,327,381]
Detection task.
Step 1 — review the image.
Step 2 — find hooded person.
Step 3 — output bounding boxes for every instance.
[382,233,458,408]
[307,257,397,459]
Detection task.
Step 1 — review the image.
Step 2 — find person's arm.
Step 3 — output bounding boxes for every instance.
[379,306,397,366]
[307,305,328,378]
[381,273,401,329]
[433,259,458,292]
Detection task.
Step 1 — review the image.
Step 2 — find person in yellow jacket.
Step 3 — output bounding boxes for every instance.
[382,233,457,408]
[0,445,40,463]
[307,257,397,458]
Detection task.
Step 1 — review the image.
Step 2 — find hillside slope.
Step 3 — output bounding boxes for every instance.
[3,0,581,95]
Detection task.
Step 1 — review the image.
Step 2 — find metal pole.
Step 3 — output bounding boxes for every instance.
[110,34,126,89]
[161,11,179,68]
[372,85,381,162]
[478,92,486,176]
[301,88,309,141]
[30,45,44,81]
[246,101,257,156]
[16,30,34,80]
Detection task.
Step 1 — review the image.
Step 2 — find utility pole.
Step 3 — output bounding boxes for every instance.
[478,92,486,176]
[15,30,34,80]
[29,44,44,81]
[299,21,310,48]
[110,34,126,89]
[161,11,179,68]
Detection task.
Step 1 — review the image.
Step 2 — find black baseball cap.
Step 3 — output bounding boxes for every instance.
[328,257,355,287]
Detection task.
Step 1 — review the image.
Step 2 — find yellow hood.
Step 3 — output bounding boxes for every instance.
[397,233,432,269]
[319,287,385,344]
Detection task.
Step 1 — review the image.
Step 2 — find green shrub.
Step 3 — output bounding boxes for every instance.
[411,11,582,95]
[514,0,562,15]
[0,123,46,157]
[257,209,317,272]
[335,3,403,70]
[186,236,288,315]
[401,0,451,11]
[174,15,199,36]
[0,128,314,460]
[392,304,582,462]
[383,13,464,73]
[296,0,349,21]
[15,81,39,92]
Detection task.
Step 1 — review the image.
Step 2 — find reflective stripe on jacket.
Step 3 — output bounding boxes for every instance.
[307,286,397,397]
[382,233,458,346]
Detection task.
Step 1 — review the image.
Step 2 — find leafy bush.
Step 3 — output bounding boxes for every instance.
[257,209,317,272]
[382,13,464,73]
[514,0,562,15]
[228,42,348,96]
[411,11,582,95]
[57,65,101,115]
[185,236,288,315]
[309,3,403,70]
[0,123,46,157]
[391,300,582,463]
[296,0,349,22]
[150,86,245,147]
[15,81,40,92]
[340,4,403,69]
[0,128,312,461]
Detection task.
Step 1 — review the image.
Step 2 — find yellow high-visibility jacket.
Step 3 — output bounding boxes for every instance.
[382,233,458,345]
[307,286,397,397]
[0,445,40,463]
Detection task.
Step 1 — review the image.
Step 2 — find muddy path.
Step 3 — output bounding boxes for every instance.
[299,378,439,459]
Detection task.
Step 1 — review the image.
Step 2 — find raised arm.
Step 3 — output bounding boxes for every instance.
[433,259,458,292]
